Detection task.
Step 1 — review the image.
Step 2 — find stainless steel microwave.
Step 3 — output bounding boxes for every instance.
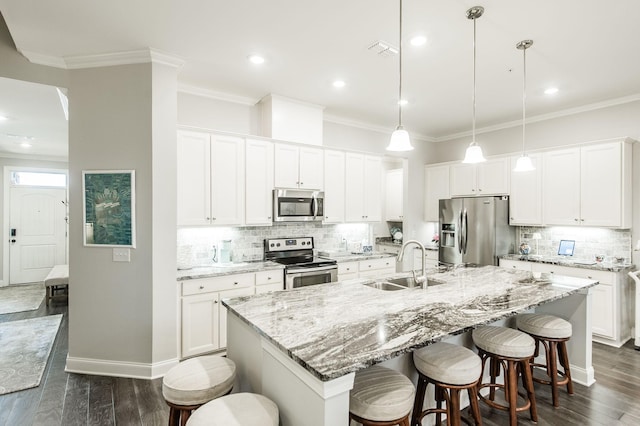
[273,189,324,222]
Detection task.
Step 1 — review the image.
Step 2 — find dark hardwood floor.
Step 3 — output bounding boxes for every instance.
[1,296,639,425]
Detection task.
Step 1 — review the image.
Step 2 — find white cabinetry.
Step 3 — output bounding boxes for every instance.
[245,139,274,225]
[177,130,244,226]
[413,250,439,271]
[424,165,450,222]
[338,261,359,281]
[385,169,403,221]
[450,158,509,197]
[542,141,632,227]
[274,143,323,190]
[509,154,542,225]
[358,257,396,278]
[255,269,284,294]
[345,153,383,222]
[323,150,345,223]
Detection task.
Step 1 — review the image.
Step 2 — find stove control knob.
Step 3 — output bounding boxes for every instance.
[270,243,274,247]
[301,242,306,246]
[276,243,281,247]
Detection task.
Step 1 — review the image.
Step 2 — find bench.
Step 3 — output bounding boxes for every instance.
[44,264,69,306]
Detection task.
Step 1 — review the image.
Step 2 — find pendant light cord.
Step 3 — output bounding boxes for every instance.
[522,45,527,153]
[398,0,403,128]
[472,15,477,144]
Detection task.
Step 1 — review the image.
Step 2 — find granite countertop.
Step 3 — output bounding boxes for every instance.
[177,261,284,281]
[223,265,597,381]
[500,254,635,273]
[325,252,397,263]
[376,240,439,251]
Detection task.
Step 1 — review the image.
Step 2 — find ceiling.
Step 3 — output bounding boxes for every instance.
[1,0,639,157]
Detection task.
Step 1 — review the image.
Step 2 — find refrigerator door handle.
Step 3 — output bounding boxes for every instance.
[463,209,469,254]
[457,210,463,254]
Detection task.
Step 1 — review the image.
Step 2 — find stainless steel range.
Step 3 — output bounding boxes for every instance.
[264,237,338,290]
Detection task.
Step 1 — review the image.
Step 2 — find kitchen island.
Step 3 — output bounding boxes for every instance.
[223,265,597,426]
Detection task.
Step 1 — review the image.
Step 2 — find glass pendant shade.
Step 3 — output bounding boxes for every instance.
[387,126,413,151]
[513,154,535,172]
[462,142,486,163]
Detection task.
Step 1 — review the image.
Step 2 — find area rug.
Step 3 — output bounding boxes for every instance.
[0,283,45,315]
[0,314,62,395]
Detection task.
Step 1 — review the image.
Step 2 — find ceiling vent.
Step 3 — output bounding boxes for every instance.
[368,40,399,56]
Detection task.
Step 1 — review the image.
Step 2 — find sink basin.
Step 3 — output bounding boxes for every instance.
[363,282,407,291]
[386,277,447,288]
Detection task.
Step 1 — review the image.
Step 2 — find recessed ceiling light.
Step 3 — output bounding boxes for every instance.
[20,142,32,148]
[333,80,346,88]
[398,99,408,106]
[0,115,8,121]
[248,54,265,65]
[410,36,427,46]
[544,87,559,95]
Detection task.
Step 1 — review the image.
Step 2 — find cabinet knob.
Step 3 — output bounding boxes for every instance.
[199,285,204,290]
[574,218,579,222]
[472,189,475,192]
[267,277,272,280]
[206,217,210,221]
[580,219,584,222]
[214,300,218,304]
[212,217,216,221]
[267,216,272,219]
[510,217,514,220]
[368,265,372,268]
[233,282,238,285]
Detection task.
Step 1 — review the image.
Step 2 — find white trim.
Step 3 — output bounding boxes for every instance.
[178,84,259,106]
[259,93,325,111]
[20,48,184,70]
[323,113,435,143]
[569,364,596,387]
[0,152,67,162]
[18,49,68,68]
[261,338,355,399]
[148,48,185,69]
[65,355,179,379]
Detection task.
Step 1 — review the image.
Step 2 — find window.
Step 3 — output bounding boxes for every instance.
[10,171,67,187]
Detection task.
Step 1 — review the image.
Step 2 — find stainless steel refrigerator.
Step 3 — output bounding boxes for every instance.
[439,196,516,266]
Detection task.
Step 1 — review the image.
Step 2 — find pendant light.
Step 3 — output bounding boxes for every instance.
[462,6,486,163]
[513,39,535,172]
[386,0,414,151]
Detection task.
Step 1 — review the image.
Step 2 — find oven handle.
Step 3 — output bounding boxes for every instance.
[286,265,337,274]
[312,193,318,220]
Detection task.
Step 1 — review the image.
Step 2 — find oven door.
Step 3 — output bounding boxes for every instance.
[285,265,337,290]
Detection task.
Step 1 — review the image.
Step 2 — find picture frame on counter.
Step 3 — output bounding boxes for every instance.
[82,170,136,248]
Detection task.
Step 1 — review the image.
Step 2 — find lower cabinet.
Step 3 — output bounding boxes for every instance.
[412,249,439,271]
[338,257,396,280]
[180,269,283,358]
[498,259,631,347]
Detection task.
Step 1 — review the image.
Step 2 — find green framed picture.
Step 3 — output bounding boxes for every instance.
[82,170,136,247]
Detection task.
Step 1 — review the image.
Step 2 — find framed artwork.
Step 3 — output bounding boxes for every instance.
[82,170,136,247]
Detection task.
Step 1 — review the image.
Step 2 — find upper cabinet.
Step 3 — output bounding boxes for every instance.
[385,168,403,221]
[345,153,382,222]
[424,164,450,222]
[449,158,509,197]
[323,150,345,223]
[177,130,244,226]
[543,141,632,228]
[509,153,542,225]
[274,143,323,190]
[245,138,274,226]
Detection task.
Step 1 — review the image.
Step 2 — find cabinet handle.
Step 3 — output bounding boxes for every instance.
[478,188,482,191]
[587,276,592,279]
[267,277,272,280]
[199,285,204,289]
[580,219,584,222]
[212,217,216,221]
[472,189,475,192]
[233,282,238,285]
[267,216,272,219]
[214,300,218,304]
[510,217,514,220]
[300,182,303,185]
[206,217,210,221]
[574,218,579,222]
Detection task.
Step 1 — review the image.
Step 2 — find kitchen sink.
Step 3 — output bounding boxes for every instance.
[362,281,407,291]
[386,277,447,288]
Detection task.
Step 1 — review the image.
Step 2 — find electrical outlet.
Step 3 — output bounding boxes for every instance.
[113,248,131,262]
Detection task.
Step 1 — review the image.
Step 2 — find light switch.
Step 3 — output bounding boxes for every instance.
[113,248,131,262]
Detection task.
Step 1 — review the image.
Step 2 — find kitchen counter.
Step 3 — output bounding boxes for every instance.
[224,265,596,426]
[500,254,634,273]
[323,251,396,263]
[176,261,284,281]
[376,240,439,251]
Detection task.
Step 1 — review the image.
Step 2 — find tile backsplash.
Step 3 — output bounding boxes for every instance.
[177,223,371,266]
[518,226,632,262]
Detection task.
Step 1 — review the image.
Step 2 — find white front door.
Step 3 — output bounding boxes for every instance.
[9,187,67,284]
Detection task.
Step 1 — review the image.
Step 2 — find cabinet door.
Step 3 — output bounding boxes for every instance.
[245,139,274,225]
[182,293,219,357]
[211,135,244,225]
[580,143,622,227]
[299,146,324,190]
[385,169,403,221]
[542,148,581,225]
[345,153,365,221]
[449,163,477,197]
[323,150,345,223]
[477,158,509,195]
[499,259,532,272]
[274,143,300,188]
[219,286,255,349]
[363,156,382,222]
[424,165,450,222]
[177,130,211,225]
[591,283,614,338]
[509,154,542,225]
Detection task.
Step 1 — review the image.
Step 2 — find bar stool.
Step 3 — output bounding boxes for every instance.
[472,326,537,426]
[517,313,574,407]
[185,393,279,426]
[350,365,416,426]
[411,342,483,426]
[162,355,236,426]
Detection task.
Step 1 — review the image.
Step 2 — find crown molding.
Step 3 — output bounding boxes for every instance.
[177,84,259,106]
[18,49,67,68]
[19,48,184,70]
[0,152,68,162]
[323,113,435,142]
[435,93,640,142]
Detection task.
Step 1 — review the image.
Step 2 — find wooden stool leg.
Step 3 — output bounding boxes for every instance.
[506,360,518,426]
[558,341,574,395]
[467,385,483,426]
[435,385,444,426]
[520,358,538,423]
[168,406,179,426]
[448,388,461,426]
[411,375,428,426]
[548,341,560,407]
[489,357,498,401]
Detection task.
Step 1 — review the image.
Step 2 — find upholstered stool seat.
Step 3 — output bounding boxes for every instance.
[350,365,415,426]
[472,326,538,426]
[163,356,236,426]
[186,393,279,426]
[517,313,574,407]
[411,342,483,426]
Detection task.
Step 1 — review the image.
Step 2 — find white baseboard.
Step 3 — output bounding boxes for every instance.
[570,364,595,387]
[65,355,179,379]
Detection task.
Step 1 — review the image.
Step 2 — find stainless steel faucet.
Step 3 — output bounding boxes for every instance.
[397,239,427,288]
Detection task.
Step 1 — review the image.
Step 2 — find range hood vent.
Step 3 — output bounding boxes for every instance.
[259,94,324,146]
